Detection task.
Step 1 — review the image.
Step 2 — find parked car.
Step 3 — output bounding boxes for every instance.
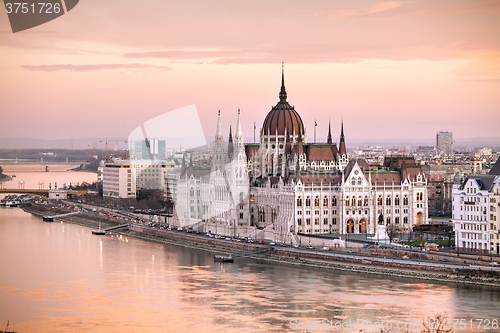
[322,247,330,251]
[270,242,276,246]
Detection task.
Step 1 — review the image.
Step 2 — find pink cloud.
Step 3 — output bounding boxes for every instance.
[21,63,172,72]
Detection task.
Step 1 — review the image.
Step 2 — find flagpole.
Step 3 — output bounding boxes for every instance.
[254,122,256,143]
[314,119,316,143]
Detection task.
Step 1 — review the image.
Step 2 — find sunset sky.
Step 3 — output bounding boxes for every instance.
[0,0,499,146]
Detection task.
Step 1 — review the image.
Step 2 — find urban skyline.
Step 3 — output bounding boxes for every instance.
[1,0,499,142]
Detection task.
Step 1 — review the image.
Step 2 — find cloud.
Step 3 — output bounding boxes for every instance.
[21,63,172,72]
[324,2,404,19]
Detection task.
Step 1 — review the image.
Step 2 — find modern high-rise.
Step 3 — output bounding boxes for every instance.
[436,131,453,155]
[132,139,166,160]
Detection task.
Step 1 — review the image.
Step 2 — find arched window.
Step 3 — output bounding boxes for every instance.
[314,196,320,206]
[364,196,368,206]
[357,178,362,186]
[351,197,356,206]
[297,196,302,207]
[323,196,328,206]
[358,196,362,206]
[306,197,311,206]
[345,196,350,206]
[377,196,383,205]
[332,196,337,206]
[403,195,408,205]
[386,197,391,205]
[395,196,400,205]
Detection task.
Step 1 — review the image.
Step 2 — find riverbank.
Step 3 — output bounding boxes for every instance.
[21,204,500,287]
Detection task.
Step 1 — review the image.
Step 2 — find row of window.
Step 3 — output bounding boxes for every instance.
[298,217,338,226]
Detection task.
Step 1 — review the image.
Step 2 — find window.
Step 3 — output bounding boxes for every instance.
[386,197,391,205]
[323,196,328,206]
[395,216,400,224]
[358,178,362,186]
[332,217,337,225]
[346,197,350,206]
[306,197,311,206]
[395,196,400,205]
[364,196,368,206]
[315,218,319,225]
[297,197,302,207]
[403,216,408,224]
[323,218,328,225]
[239,212,243,219]
[315,196,320,206]
[358,196,362,206]
[297,218,302,226]
[403,195,409,205]
[332,196,337,206]
[378,196,383,205]
[306,218,311,225]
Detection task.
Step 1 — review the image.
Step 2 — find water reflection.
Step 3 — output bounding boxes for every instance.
[1,205,499,332]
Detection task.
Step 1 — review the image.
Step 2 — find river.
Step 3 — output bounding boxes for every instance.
[1,170,500,332]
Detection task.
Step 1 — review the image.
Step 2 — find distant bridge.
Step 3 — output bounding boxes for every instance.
[0,161,87,165]
[0,189,87,198]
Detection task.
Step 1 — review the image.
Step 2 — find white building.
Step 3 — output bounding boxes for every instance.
[102,161,136,198]
[170,67,429,242]
[452,174,500,253]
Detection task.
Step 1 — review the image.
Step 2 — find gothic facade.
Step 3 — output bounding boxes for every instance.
[173,67,428,241]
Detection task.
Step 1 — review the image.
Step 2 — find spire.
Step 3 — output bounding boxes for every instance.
[227,125,233,158]
[279,62,287,102]
[339,120,346,155]
[327,120,332,144]
[216,109,223,138]
[236,108,243,141]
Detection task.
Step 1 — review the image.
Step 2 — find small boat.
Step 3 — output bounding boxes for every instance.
[214,255,234,262]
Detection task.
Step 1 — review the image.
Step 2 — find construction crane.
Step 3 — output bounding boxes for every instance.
[88,142,106,158]
[99,138,127,157]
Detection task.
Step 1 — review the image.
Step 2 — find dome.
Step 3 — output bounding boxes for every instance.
[262,102,305,136]
[262,66,305,136]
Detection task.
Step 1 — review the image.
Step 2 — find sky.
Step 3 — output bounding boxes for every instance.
[0,0,499,146]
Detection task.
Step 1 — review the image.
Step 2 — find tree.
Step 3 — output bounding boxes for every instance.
[387,222,399,243]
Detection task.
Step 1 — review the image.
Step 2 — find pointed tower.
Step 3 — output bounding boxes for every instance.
[338,120,349,171]
[327,120,333,144]
[339,121,346,155]
[279,62,287,102]
[235,109,244,152]
[227,125,234,160]
[213,110,226,171]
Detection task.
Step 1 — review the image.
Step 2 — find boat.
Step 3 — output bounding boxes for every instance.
[92,221,106,235]
[214,255,234,262]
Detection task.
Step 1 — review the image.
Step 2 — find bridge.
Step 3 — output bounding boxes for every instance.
[43,211,82,222]
[0,188,87,198]
[104,223,130,232]
[0,160,87,165]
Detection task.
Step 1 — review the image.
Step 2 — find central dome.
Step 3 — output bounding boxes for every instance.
[262,67,305,136]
